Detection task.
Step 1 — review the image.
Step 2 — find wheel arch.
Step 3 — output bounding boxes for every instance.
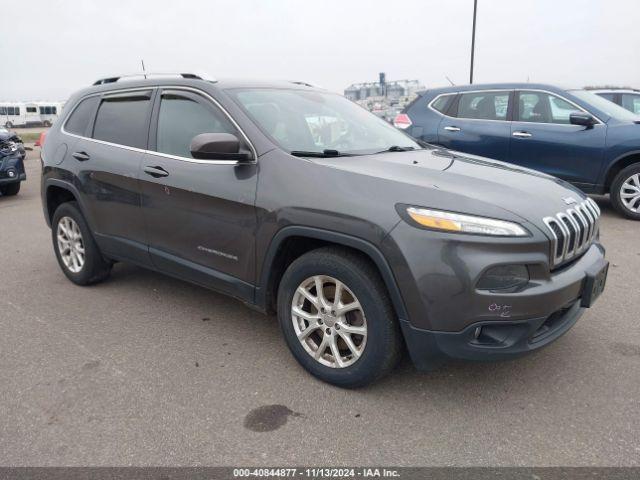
[256,226,409,322]
[603,151,640,193]
[43,179,93,229]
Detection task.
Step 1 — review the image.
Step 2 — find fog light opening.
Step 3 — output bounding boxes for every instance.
[477,264,530,292]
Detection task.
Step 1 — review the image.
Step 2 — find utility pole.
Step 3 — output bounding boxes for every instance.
[469,0,478,84]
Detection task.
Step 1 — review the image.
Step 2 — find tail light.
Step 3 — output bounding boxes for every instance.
[393,113,412,130]
[36,132,47,147]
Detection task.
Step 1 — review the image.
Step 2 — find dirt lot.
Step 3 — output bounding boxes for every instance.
[0,148,639,466]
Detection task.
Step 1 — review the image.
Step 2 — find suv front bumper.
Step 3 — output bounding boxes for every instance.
[383,221,607,370]
[401,300,586,370]
[0,154,26,184]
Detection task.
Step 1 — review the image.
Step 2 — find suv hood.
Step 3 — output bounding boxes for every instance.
[312,148,587,232]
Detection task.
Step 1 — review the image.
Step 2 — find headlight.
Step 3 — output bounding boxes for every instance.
[405,207,529,237]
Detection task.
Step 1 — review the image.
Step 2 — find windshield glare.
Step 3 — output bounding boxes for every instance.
[230,88,420,154]
[570,90,640,122]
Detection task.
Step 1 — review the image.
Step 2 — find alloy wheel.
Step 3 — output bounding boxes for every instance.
[56,216,85,273]
[620,173,640,213]
[291,275,367,368]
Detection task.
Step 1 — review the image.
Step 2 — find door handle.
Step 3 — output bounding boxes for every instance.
[143,166,169,178]
[512,131,532,138]
[444,126,461,132]
[72,151,90,161]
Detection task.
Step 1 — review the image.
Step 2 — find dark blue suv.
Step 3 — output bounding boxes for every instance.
[395,83,640,220]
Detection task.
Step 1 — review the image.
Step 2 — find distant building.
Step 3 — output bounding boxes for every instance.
[344,73,425,122]
[344,72,424,103]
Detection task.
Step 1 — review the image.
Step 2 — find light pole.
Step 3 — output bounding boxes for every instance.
[470,0,478,84]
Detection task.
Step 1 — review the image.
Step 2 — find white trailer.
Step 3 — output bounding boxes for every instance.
[34,101,64,126]
[0,101,64,127]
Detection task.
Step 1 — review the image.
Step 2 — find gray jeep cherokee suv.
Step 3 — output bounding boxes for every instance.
[41,74,608,387]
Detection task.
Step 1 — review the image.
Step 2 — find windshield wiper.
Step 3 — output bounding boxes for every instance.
[289,149,355,158]
[376,145,416,153]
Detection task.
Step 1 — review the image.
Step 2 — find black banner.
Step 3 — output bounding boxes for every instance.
[0,468,639,480]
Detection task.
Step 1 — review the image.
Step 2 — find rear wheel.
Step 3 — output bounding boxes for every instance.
[52,202,112,285]
[611,164,640,220]
[4,121,12,128]
[43,120,52,127]
[0,182,20,196]
[277,247,402,388]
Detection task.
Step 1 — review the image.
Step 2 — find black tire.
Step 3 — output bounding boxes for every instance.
[277,246,402,388]
[610,163,640,220]
[51,201,112,285]
[43,120,52,127]
[4,122,12,128]
[0,182,20,196]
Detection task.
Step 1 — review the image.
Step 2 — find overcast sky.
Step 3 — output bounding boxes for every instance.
[2,0,639,101]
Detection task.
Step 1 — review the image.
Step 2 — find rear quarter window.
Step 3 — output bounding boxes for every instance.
[430,95,454,114]
[64,97,99,136]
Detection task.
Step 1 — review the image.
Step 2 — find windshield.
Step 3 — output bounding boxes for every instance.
[570,90,640,122]
[230,88,420,155]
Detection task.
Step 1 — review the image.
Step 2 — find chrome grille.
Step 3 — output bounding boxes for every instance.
[543,198,600,267]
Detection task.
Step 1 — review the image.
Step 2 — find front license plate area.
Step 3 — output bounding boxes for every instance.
[581,260,609,308]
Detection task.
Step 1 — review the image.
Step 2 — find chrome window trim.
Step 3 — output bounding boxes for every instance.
[428,88,604,125]
[61,85,257,166]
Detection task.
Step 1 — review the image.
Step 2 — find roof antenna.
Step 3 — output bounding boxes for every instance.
[445,75,455,86]
[141,59,147,79]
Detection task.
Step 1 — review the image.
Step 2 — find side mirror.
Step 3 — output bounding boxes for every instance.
[190,133,252,161]
[570,112,596,128]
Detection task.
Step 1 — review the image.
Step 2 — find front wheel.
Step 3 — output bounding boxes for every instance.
[277,247,402,388]
[4,121,12,128]
[611,164,640,220]
[0,182,20,196]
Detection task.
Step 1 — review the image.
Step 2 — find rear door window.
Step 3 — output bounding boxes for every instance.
[92,91,153,148]
[457,91,510,120]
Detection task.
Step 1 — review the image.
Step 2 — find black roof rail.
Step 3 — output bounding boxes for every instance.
[92,73,207,86]
[584,86,640,92]
[290,81,316,88]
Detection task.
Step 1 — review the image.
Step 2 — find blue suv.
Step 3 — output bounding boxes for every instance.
[395,83,640,220]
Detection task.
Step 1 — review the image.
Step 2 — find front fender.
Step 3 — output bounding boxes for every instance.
[255,226,410,323]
